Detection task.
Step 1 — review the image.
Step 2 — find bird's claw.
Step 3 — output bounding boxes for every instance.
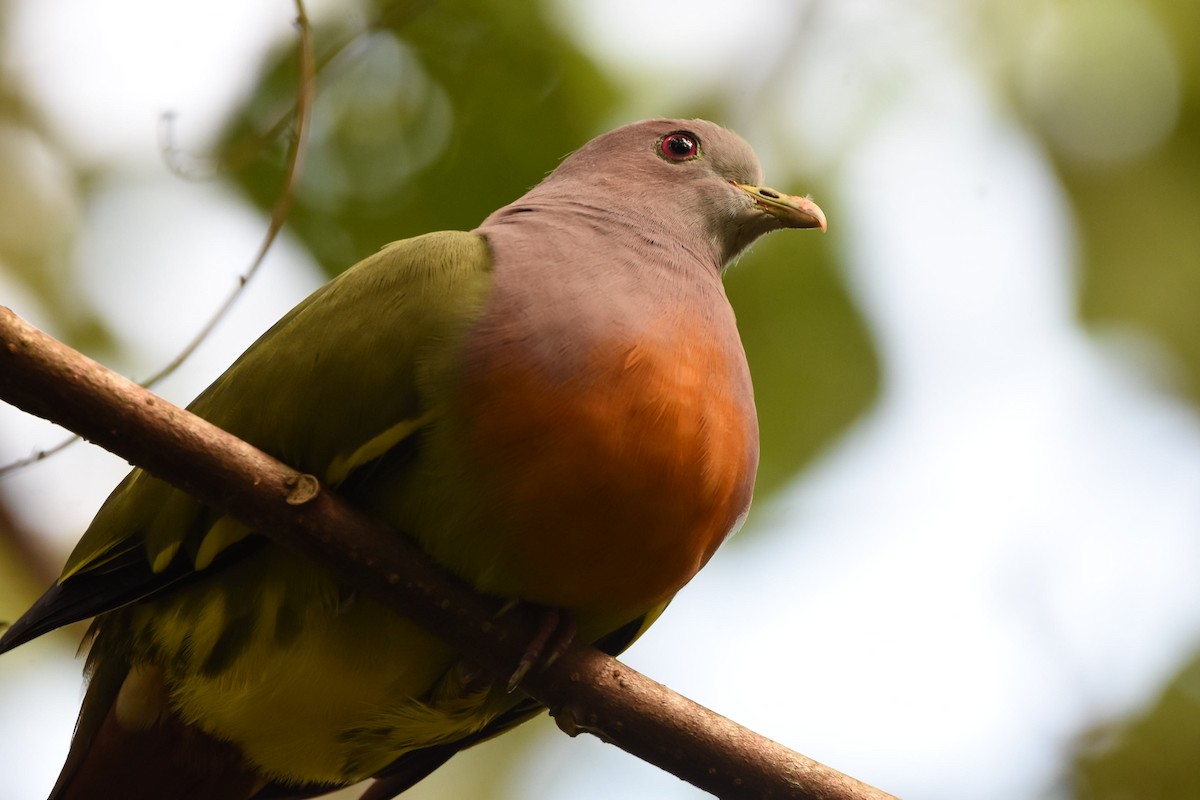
[503,604,576,692]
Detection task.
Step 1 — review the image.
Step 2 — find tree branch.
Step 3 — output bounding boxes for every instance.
[0,306,897,800]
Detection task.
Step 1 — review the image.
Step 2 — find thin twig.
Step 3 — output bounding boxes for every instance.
[0,1,314,478]
[141,1,315,389]
[181,2,433,179]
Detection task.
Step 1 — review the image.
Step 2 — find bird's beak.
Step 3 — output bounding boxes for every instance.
[737,184,827,232]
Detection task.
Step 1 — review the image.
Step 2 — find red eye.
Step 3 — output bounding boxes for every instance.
[659,132,699,161]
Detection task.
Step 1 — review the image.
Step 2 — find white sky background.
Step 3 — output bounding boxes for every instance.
[3,1,1200,799]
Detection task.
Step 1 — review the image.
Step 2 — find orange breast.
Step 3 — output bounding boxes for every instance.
[458,317,758,617]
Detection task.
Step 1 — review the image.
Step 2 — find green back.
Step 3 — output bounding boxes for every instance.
[64,229,493,596]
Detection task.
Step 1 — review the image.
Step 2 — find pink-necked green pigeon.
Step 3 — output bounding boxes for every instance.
[0,118,826,800]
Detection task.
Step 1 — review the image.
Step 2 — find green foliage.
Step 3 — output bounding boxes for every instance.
[224,0,619,274]
[1037,0,1200,402]
[1069,650,1200,798]
[1013,2,1200,794]
[1071,129,1200,402]
[727,231,878,496]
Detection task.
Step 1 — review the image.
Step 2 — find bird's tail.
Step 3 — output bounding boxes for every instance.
[49,661,263,800]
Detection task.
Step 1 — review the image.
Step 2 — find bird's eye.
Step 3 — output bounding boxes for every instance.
[658,132,700,161]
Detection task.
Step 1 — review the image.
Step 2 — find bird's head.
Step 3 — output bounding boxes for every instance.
[540,118,826,268]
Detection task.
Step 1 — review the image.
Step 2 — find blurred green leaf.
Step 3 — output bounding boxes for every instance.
[1015,0,1200,402]
[1069,649,1200,799]
[727,227,879,498]
[224,0,618,275]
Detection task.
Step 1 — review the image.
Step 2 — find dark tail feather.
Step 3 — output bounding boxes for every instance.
[51,662,262,800]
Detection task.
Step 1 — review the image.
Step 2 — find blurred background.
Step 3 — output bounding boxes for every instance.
[1,0,1199,797]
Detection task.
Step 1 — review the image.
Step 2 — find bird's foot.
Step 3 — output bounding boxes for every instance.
[496,602,576,692]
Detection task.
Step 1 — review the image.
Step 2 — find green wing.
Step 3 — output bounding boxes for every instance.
[0,230,493,652]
